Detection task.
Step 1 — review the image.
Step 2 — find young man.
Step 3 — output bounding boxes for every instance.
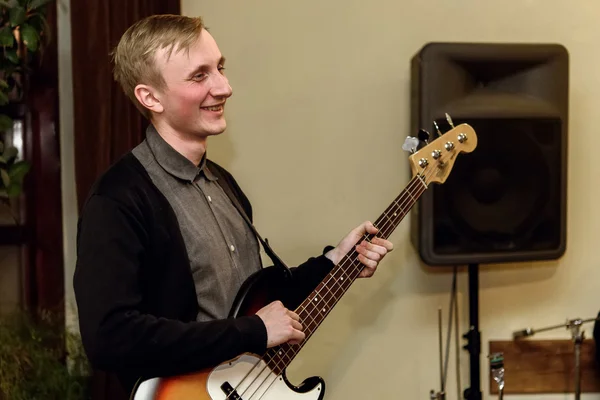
[73,14,393,394]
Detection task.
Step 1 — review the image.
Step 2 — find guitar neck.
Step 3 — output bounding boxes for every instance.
[264,174,429,374]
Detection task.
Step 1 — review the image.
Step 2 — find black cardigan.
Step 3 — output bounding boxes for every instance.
[73,152,334,393]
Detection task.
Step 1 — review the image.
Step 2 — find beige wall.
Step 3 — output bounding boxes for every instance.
[178,1,600,399]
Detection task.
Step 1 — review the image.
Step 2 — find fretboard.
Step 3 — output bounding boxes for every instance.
[263,174,428,375]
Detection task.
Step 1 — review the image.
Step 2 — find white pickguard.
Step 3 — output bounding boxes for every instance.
[133,378,160,400]
[207,354,323,400]
[132,354,323,400]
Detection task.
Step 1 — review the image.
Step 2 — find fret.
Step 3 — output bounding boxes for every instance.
[298,253,361,335]
[299,265,350,336]
[404,193,418,207]
[262,175,429,374]
[298,267,347,324]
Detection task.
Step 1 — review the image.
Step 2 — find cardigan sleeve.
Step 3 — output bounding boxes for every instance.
[280,249,335,310]
[73,194,267,381]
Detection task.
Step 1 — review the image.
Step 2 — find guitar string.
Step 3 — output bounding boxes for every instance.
[230,175,422,400]
[243,188,423,400]
[235,168,430,400]
[229,149,453,400]
[248,175,430,400]
[260,154,442,368]
[232,162,435,400]
[248,166,438,400]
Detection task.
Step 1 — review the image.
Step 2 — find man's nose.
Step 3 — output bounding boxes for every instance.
[210,73,232,98]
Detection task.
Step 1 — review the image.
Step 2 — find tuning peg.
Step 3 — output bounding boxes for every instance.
[445,113,455,128]
[433,121,443,137]
[402,136,420,154]
[418,129,431,143]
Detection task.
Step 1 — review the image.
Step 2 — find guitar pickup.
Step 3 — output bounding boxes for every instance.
[221,381,243,399]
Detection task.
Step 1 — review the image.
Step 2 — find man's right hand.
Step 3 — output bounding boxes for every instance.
[255,300,305,348]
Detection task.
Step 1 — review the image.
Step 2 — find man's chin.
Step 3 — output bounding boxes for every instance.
[206,122,227,136]
[207,128,226,136]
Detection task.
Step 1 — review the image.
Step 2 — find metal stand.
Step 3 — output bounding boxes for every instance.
[463,264,482,400]
[489,352,505,400]
[513,316,600,400]
[430,266,460,400]
[573,322,583,400]
[430,308,446,400]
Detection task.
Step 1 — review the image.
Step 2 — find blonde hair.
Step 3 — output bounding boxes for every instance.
[111,14,205,119]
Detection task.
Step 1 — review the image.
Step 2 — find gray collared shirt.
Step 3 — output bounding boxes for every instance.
[133,125,263,321]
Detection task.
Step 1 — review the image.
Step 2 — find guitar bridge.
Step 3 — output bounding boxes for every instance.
[221,381,243,399]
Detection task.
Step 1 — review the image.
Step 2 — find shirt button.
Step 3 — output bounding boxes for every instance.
[230,244,235,252]
[207,196,212,203]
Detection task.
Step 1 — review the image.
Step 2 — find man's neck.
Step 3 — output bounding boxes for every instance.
[152,120,207,166]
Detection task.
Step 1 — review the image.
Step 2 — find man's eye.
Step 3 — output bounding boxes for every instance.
[218,66,226,73]
[193,73,206,80]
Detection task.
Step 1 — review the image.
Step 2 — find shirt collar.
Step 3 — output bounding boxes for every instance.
[145,124,218,182]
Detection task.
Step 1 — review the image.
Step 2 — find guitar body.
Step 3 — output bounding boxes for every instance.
[130,266,326,400]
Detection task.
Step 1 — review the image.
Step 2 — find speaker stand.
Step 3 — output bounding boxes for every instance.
[463,263,482,400]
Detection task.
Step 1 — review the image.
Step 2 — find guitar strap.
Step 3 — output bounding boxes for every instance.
[211,165,293,279]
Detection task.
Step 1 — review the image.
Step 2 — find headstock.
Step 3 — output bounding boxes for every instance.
[404,114,477,185]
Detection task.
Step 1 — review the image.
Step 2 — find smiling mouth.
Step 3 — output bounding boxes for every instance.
[201,105,224,112]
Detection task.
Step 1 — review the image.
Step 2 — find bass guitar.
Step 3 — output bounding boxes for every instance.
[130,120,478,400]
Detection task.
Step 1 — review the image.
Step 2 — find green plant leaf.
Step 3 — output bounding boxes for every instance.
[1,168,10,188]
[8,160,29,183]
[3,145,17,161]
[23,16,49,53]
[5,48,18,64]
[0,0,19,8]
[0,26,15,47]
[0,114,12,132]
[28,0,52,10]
[20,23,38,51]
[0,309,92,399]
[6,181,21,197]
[9,6,26,27]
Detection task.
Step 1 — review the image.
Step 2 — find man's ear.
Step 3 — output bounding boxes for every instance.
[134,84,164,114]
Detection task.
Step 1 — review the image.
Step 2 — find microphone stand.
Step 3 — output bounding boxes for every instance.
[430,309,446,400]
[463,264,482,400]
[513,316,600,400]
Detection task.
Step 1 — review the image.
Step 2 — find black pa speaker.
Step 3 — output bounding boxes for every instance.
[410,42,569,266]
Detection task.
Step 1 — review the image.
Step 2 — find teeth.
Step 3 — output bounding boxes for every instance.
[203,105,223,111]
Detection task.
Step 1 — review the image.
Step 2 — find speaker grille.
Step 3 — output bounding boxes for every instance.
[431,117,562,255]
[410,42,568,266]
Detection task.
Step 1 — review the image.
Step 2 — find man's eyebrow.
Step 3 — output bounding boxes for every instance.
[188,56,226,76]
